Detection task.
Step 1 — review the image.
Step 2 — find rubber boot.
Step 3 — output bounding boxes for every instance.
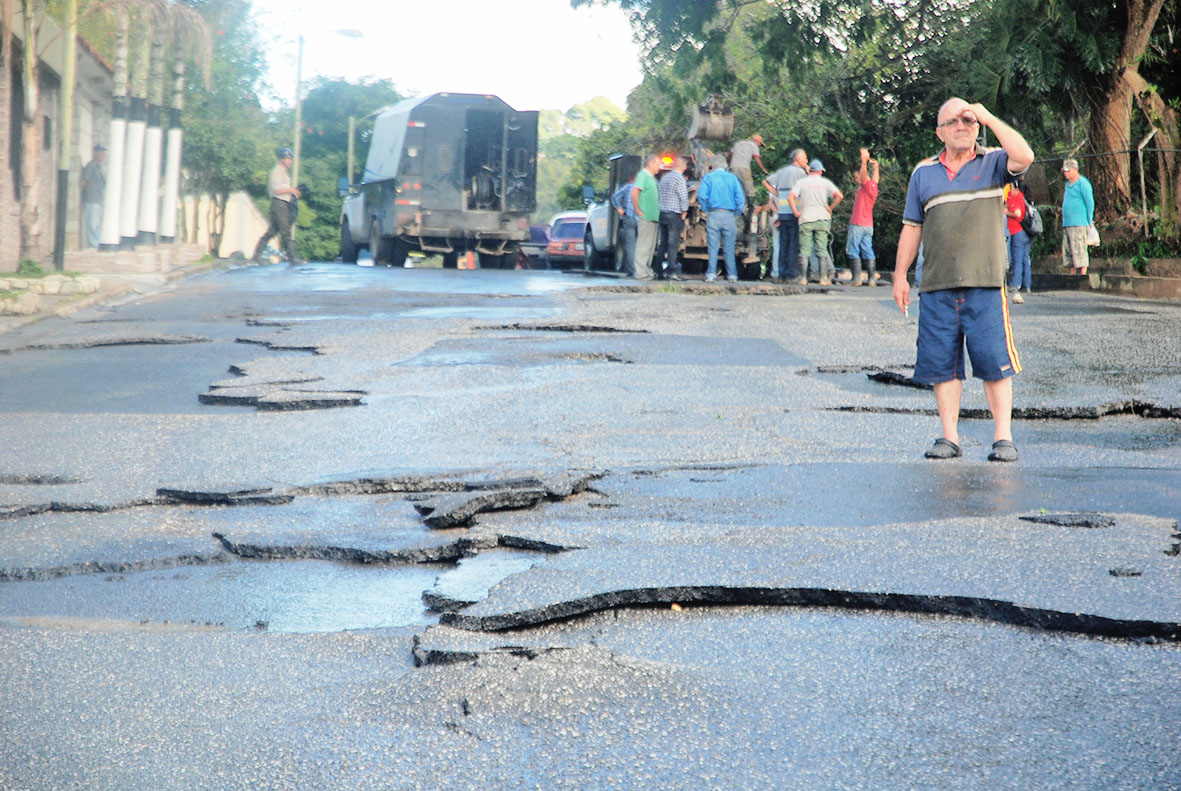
[850,257,862,286]
[866,260,877,287]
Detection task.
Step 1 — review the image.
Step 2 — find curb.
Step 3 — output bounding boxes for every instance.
[0,258,223,334]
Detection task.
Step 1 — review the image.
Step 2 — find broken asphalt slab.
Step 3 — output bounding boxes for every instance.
[0,471,602,581]
[423,513,1180,647]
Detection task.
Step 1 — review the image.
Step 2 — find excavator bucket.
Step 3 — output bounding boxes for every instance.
[686,95,734,141]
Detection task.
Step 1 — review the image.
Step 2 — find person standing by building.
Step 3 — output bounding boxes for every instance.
[893,97,1034,463]
[79,144,106,249]
[730,133,769,212]
[764,148,808,284]
[252,147,302,264]
[631,155,662,281]
[1061,158,1095,276]
[1006,179,1031,303]
[612,178,638,276]
[846,147,880,286]
[788,159,843,285]
[697,154,745,282]
[656,155,689,281]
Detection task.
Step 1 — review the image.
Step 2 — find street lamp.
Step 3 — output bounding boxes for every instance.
[292,29,362,190]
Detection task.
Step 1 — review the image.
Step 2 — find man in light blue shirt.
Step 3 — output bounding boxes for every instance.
[697,155,745,282]
[1061,158,1095,276]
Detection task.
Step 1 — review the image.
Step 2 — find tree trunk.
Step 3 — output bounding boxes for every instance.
[158,58,183,241]
[118,11,149,246]
[136,18,165,244]
[52,0,77,270]
[18,0,40,262]
[1086,76,1134,220]
[1,0,14,270]
[1085,0,1168,221]
[100,11,129,249]
[1128,71,1181,241]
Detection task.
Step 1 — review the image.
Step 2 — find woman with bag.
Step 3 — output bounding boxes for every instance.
[1005,180,1033,302]
[1061,158,1095,276]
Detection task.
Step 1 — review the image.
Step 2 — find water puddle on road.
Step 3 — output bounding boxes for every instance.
[0,550,538,634]
[398,305,560,321]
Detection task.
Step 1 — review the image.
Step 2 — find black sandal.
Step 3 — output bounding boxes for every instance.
[924,438,962,459]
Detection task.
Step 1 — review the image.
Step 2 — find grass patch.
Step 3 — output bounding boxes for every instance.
[16,260,46,278]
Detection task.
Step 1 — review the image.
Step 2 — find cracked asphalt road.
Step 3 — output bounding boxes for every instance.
[1,262,1179,790]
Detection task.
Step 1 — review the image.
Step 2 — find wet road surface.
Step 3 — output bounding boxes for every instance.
[1,261,1179,790]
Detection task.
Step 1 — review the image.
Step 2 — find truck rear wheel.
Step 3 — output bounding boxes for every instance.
[479,252,515,269]
[369,221,392,265]
[340,222,359,263]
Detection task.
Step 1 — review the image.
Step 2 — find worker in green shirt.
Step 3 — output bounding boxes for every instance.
[631,155,662,281]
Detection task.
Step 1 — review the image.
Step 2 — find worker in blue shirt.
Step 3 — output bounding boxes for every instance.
[611,180,638,276]
[697,155,746,282]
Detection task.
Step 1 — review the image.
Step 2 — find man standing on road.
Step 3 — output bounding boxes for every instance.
[764,148,809,284]
[846,147,880,286]
[612,179,638,276]
[656,156,689,280]
[1061,158,1095,276]
[79,144,106,249]
[631,155,662,281]
[892,97,1034,463]
[698,154,745,282]
[252,147,302,265]
[730,133,769,214]
[788,159,843,285]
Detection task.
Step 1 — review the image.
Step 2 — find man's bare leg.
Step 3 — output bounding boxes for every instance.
[932,379,964,445]
[983,376,1013,442]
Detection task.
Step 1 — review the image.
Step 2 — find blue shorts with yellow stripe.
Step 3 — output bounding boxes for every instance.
[914,287,1020,383]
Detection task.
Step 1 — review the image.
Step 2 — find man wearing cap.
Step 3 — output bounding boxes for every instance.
[729,133,769,210]
[892,97,1034,463]
[1061,158,1095,276]
[788,159,843,285]
[79,144,106,248]
[697,154,746,282]
[252,147,302,264]
[763,147,809,283]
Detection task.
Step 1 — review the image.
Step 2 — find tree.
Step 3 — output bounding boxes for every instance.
[969,0,1173,221]
[179,0,267,251]
[18,0,43,261]
[284,76,401,261]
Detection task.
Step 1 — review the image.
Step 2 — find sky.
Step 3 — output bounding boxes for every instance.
[250,0,643,114]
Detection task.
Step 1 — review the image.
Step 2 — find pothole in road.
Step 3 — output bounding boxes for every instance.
[0,550,539,634]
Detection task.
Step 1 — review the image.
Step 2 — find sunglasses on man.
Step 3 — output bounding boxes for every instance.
[939,114,979,129]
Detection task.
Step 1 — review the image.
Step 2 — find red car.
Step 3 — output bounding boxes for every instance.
[544,212,587,268]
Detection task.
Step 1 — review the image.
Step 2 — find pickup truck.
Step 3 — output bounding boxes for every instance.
[340,92,538,269]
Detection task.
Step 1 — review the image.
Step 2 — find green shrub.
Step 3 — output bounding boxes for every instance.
[16,260,46,278]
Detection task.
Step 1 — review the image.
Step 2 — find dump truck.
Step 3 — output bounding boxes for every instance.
[582,96,772,277]
[339,92,538,269]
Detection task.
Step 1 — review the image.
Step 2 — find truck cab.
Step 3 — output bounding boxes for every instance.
[340,93,538,269]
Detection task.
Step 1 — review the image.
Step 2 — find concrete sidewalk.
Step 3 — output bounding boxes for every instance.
[0,243,220,333]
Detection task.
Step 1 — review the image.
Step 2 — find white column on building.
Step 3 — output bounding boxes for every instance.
[118,98,146,246]
[99,14,130,250]
[158,59,185,242]
[136,104,162,244]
